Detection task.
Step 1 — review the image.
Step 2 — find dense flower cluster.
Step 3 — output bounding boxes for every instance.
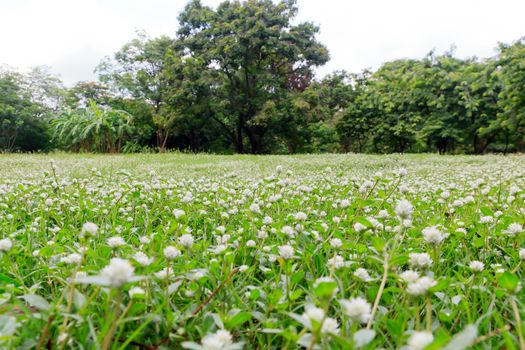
[0,154,524,349]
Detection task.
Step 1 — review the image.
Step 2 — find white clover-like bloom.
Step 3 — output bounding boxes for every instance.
[249,203,261,214]
[519,248,525,260]
[281,225,295,237]
[172,209,185,218]
[328,255,345,270]
[179,234,194,249]
[479,216,494,224]
[340,199,350,208]
[263,216,273,225]
[406,331,434,350]
[0,238,13,252]
[354,268,372,282]
[395,199,413,220]
[506,223,523,235]
[139,236,151,244]
[214,244,228,254]
[321,317,340,334]
[302,305,325,326]
[294,212,307,221]
[353,222,367,233]
[201,329,233,350]
[164,246,181,260]
[278,245,294,260]
[246,240,256,247]
[399,270,420,283]
[469,260,485,272]
[409,253,433,269]
[133,252,153,266]
[60,253,82,265]
[107,236,126,248]
[129,287,145,298]
[82,222,98,236]
[340,297,371,324]
[154,267,173,279]
[330,238,343,249]
[101,258,135,288]
[422,226,446,245]
[406,276,436,296]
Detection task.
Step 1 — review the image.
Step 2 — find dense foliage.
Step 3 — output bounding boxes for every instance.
[1,0,525,154]
[1,154,525,349]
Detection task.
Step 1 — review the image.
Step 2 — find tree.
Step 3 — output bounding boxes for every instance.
[177,0,329,153]
[97,32,175,151]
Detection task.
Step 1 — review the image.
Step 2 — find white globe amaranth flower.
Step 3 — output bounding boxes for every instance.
[278,245,294,260]
[339,297,371,324]
[101,258,135,288]
[172,209,185,218]
[395,199,413,220]
[399,270,420,283]
[469,260,484,272]
[107,236,126,248]
[409,252,433,269]
[0,238,13,252]
[164,246,181,260]
[422,226,446,245]
[179,234,194,249]
[82,222,98,236]
[506,223,523,235]
[354,268,372,282]
[406,331,434,350]
[407,276,437,296]
[200,329,234,350]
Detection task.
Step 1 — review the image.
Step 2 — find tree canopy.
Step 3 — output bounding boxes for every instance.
[1,0,524,154]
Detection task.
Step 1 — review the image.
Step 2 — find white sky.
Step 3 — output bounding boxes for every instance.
[1,0,524,85]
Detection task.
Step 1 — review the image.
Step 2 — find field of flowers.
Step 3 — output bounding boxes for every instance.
[1,153,525,349]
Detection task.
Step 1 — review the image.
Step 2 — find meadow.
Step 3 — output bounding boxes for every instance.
[1,153,524,349]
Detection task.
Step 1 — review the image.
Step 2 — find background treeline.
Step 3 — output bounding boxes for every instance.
[1,0,525,154]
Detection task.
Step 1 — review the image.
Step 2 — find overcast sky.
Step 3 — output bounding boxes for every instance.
[1,0,524,85]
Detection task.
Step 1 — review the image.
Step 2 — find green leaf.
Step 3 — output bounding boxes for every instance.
[0,315,17,337]
[498,271,519,292]
[227,312,252,328]
[20,294,51,311]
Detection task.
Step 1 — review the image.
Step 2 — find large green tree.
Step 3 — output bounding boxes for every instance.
[177,0,329,153]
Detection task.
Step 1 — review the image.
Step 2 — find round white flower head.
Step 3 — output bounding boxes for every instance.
[479,216,494,224]
[294,212,307,221]
[249,203,261,214]
[0,238,13,252]
[201,329,233,350]
[407,331,434,350]
[133,252,153,266]
[422,226,446,245]
[507,223,523,235]
[340,199,350,208]
[129,287,145,298]
[82,222,98,236]
[172,209,185,219]
[407,276,437,296]
[278,245,294,260]
[179,234,194,249]
[101,258,135,288]
[354,268,372,282]
[340,297,371,324]
[399,270,420,283]
[353,222,367,233]
[107,236,126,248]
[469,260,485,272]
[303,305,325,326]
[60,253,82,265]
[164,246,181,260]
[321,317,340,334]
[395,199,413,220]
[409,253,433,269]
[328,255,345,270]
[330,238,343,249]
[520,248,525,260]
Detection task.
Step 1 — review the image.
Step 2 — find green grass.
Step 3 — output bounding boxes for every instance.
[0,153,524,349]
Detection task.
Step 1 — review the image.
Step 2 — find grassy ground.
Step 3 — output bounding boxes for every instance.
[0,153,524,349]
